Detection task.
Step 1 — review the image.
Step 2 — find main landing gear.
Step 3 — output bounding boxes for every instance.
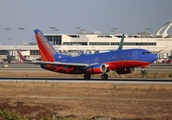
[84,73,91,80]
[83,73,108,80]
[141,69,145,74]
[101,73,108,80]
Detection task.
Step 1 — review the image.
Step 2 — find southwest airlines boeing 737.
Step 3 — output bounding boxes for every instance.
[17,29,158,80]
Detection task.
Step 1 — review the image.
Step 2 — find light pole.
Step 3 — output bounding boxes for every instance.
[146,27,151,50]
[5,28,11,44]
[50,27,57,30]
[53,28,58,32]
[50,27,57,45]
[75,27,81,55]
[19,28,25,44]
[53,28,59,45]
[5,28,11,62]
[80,29,85,34]
[111,28,118,49]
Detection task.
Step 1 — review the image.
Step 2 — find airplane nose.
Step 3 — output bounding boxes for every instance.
[152,54,158,62]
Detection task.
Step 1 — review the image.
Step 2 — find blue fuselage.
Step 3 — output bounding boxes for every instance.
[41,48,158,74]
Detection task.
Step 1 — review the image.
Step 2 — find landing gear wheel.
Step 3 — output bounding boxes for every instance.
[141,69,145,74]
[84,73,91,80]
[101,73,108,80]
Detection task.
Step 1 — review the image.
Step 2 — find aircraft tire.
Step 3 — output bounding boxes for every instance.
[141,69,145,74]
[84,73,91,80]
[101,73,108,80]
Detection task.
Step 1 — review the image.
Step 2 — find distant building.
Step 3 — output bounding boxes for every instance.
[0,20,172,62]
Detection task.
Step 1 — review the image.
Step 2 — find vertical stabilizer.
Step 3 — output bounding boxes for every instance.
[34,29,69,62]
[16,49,28,61]
[117,34,125,50]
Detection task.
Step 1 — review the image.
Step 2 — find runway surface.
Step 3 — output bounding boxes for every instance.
[1,63,172,72]
[0,77,172,84]
[0,63,172,84]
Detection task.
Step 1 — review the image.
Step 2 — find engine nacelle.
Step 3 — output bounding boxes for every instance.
[116,67,136,74]
[86,63,108,74]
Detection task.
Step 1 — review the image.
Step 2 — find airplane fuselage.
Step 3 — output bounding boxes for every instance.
[41,48,157,74]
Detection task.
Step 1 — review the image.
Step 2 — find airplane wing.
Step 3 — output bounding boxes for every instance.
[26,60,97,68]
[16,48,96,69]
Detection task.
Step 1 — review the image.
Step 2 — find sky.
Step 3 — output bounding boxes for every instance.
[0,0,172,45]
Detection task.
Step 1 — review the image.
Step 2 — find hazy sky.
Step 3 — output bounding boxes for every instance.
[0,0,172,45]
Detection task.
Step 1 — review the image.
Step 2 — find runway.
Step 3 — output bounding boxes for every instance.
[0,63,172,84]
[0,77,172,84]
[1,63,172,72]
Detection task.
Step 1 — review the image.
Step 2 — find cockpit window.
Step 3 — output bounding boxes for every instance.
[142,52,151,54]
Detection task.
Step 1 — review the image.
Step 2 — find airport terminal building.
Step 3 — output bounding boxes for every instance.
[0,20,172,63]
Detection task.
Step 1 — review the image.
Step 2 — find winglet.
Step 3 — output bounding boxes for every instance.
[117,34,125,50]
[16,49,28,61]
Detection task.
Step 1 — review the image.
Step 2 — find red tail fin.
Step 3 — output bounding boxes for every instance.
[16,49,27,61]
[34,29,57,62]
[34,29,70,62]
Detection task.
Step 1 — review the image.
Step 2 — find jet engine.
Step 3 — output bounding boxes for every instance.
[86,63,108,74]
[116,67,136,74]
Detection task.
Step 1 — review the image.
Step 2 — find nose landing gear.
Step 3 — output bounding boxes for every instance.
[101,73,108,80]
[141,69,145,74]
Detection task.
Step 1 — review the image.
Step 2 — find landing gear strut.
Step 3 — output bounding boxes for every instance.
[101,73,108,80]
[141,69,145,74]
[84,73,91,80]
